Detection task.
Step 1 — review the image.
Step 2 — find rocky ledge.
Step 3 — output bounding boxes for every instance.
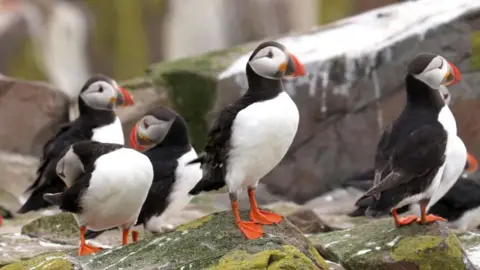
[1,210,327,269]
[310,218,477,270]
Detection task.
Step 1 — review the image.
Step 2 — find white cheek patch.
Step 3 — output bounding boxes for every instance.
[413,68,445,90]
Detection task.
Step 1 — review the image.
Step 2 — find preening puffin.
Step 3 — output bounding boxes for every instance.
[44,140,153,256]
[18,75,134,214]
[355,52,465,227]
[188,41,306,239]
[83,106,202,240]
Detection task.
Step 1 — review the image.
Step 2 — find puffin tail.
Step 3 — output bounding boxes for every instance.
[43,192,63,206]
[17,184,64,214]
[354,194,373,207]
[187,152,206,165]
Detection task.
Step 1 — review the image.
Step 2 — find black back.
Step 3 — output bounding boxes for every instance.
[18,80,118,214]
[189,53,284,195]
[56,141,123,214]
[358,74,448,214]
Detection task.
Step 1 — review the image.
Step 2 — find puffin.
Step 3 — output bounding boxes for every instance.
[187,41,306,240]
[346,152,478,223]
[355,52,465,227]
[18,74,134,214]
[43,140,153,256]
[83,106,202,240]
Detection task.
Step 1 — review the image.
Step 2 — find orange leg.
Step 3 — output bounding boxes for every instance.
[392,208,417,227]
[0,215,3,227]
[231,198,263,240]
[132,230,139,243]
[122,229,130,245]
[417,201,446,224]
[78,226,102,256]
[248,187,283,225]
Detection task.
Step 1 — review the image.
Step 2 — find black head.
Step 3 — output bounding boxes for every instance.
[129,106,190,151]
[246,41,306,80]
[78,74,134,112]
[407,53,461,90]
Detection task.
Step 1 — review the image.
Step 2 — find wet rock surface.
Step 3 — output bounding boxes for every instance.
[2,210,328,269]
[309,218,477,270]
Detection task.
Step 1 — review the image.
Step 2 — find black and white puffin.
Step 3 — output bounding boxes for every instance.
[355,52,465,227]
[43,140,153,256]
[346,152,478,223]
[18,75,134,214]
[83,106,202,240]
[187,41,306,240]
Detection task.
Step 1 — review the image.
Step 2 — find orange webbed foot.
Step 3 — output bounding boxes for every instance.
[237,220,264,240]
[78,243,102,256]
[250,209,283,225]
[417,214,446,224]
[394,215,418,227]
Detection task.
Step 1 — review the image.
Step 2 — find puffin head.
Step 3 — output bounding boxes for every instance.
[129,106,188,151]
[56,145,84,187]
[407,53,461,90]
[247,41,306,80]
[79,74,134,111]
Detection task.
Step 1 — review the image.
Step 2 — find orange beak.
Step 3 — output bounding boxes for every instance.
[286,52,306,77]
[129,124,146,151]
[466,152,479,173]
[119,87,134,107]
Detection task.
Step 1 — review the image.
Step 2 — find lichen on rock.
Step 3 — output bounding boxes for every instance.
[21,213,79,245]
[310,217,476,270]
[4,210,328,269]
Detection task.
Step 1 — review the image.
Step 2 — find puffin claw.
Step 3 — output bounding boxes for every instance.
[417,214,446,224]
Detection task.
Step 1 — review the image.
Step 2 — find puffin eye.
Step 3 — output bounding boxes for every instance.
[98,86,103,93]
[266,50,273,59]
[143,119,149,129]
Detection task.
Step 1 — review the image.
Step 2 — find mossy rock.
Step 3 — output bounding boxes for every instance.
[4,210,328,269]
[0,253,76,270]
[145,43,256,150]
[21,213,79,245]
[309,218,476,270]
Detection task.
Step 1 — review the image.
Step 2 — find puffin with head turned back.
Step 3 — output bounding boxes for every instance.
[18,75,134,215]
[43,140,153,256]
[188,41,306,240]
[83,106,202,240]
[356,52,465,227]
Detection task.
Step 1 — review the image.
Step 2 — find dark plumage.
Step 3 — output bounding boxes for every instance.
[18,75,131,214]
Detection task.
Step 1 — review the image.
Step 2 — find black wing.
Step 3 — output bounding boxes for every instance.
[71,141,123,173]
[54,172,92,214]
[374,124,392,187]
[189,105,241,195]
[357,124,447,204]
[18,120,93,213]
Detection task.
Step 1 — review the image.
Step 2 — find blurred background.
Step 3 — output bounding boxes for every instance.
[1,0,480,248]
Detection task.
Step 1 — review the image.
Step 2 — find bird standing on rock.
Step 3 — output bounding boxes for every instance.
[83,106,202,240]
[43,140,153,256]
[188,41,306,240]
[355,52,465,227]
[18,75,134,214]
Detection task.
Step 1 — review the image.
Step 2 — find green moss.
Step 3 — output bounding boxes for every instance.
[206,245,321,270]
[317,0,352,25]
[1,253,74,270]
[390,234,464,270]
[21,213,78,244]
[471,31,480,71]
[176,215,212,231]
[308,243,329,269]
[5,36,48,81]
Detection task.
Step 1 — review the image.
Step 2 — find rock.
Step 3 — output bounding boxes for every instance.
[286,209,341,234]
[21,213,79,245]
[0,77,69,156]
[309,218,477,270]
[0,150,39,213]
[4,210,329,269]
[455,231,480,268]
[137,0,480,203]
[0,235,76,267]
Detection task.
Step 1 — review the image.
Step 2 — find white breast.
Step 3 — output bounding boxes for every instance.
[226,91,299,192]
[91,117,125,145]
[144,147,203,233]
[426,105,466,209]
[78,148,153,231]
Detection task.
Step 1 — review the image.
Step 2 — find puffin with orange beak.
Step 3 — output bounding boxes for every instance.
[356,52,466,227]
[188,41,306,240]
[18,74,134,214]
